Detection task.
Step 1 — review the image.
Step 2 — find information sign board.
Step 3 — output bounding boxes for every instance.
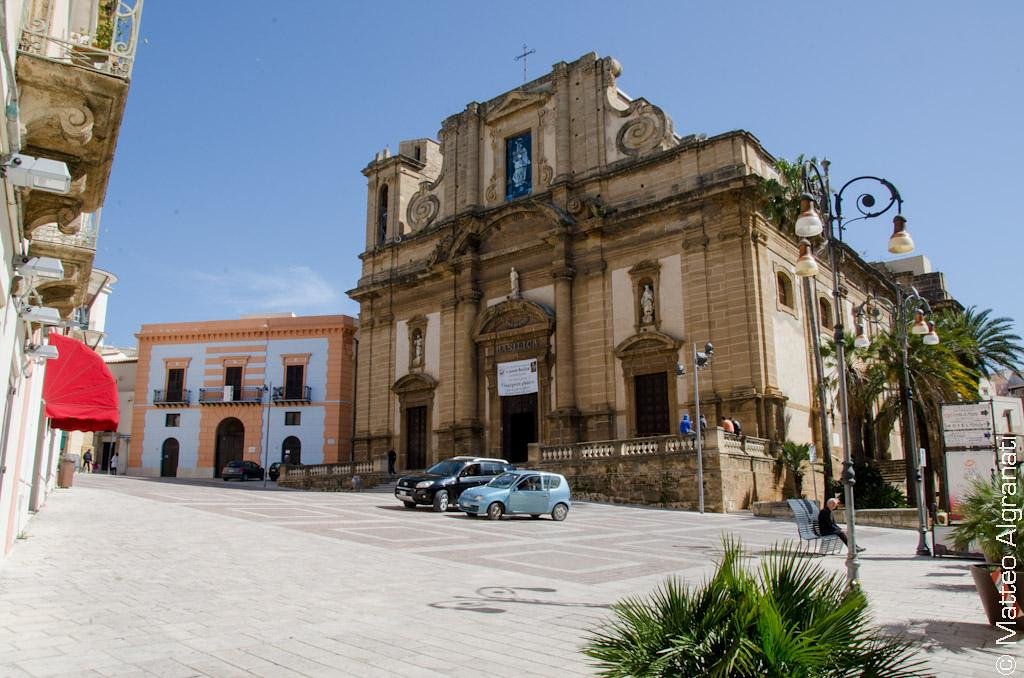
[497,358,538,396]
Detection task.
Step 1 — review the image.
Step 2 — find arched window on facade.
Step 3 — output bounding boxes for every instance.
[377,185,389,245]
[776,271,794,309]
[818,297,833,329]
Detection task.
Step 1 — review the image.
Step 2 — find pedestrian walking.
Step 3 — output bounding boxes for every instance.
[109,451,119,476]
[387,448,397,475]
[82,449,93,473]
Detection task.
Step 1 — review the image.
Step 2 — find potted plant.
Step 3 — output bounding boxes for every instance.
[951,468,1024,627]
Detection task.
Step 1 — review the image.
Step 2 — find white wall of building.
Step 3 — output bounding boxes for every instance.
[138,337,333,477]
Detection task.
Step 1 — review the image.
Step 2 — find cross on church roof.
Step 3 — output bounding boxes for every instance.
[514,43,536,84]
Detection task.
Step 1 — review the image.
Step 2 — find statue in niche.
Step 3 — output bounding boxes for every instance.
[412,330,423,365]
[510,267,520,298]
[641,283,655,324]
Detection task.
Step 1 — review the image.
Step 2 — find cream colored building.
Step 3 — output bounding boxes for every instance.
[350,53,895,476]
[0,0,142,562]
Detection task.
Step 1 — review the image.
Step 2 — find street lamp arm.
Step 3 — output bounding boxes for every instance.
[833,176,903,239]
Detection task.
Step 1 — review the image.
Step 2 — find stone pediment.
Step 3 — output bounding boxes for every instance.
[444,201,573,260]
[474,299,554,339]
[392,373,437,395]
[484,87,552,123]
[614,330,681,357]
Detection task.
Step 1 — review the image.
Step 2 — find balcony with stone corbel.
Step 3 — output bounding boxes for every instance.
[16,0,143,315]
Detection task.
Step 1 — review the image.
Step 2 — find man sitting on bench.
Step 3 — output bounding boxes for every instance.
[818,497,865,552]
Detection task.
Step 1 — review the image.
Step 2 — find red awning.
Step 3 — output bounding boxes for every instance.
[43,333,119,432]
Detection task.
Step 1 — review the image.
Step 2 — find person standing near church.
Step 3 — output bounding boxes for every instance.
[387,449,397,476]
[82,449,93,473]
[109,451,119,476]
[678,414,692,436]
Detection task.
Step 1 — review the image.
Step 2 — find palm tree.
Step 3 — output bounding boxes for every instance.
[819,333,889,463]
[584,538,925,677]
[775,441,811,498]
[758,155,806,232]
[936,306,1024,385]
[868,326,977,507]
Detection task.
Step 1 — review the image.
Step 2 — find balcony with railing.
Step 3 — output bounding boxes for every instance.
[152,389,191,406]
[28,214,99,316]
[16,1,145,302]
[272,386,312,404]
[198,386,266,405]
[19,0,144,80]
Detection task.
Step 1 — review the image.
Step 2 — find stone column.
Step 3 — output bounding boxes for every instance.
[435,294,458,453]
[457,288,481,431]
[550,262,579,443]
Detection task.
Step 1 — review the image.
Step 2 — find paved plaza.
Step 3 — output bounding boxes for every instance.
[0,475,1015,677]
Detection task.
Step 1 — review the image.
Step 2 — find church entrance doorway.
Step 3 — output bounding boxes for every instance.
[214,417,245,477]
[406,405,427,469]
[634,372,670,436]
[501,393,537,463]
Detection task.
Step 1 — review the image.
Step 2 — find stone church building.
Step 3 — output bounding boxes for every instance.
[349,53,887,474]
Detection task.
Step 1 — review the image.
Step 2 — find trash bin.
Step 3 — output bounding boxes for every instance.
[57,458,75,488]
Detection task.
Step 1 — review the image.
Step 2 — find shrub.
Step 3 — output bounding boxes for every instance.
[774,441,810,498]
[584,538,925,677]
[951,468,1024,564]
[827,462,907,509]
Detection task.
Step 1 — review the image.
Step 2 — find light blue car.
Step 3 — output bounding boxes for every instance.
[458,470,571,521]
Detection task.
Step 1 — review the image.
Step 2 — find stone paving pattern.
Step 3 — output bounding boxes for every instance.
[0,475,1017,677]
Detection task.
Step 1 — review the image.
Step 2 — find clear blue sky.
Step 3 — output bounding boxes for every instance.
[97,1,1023,347]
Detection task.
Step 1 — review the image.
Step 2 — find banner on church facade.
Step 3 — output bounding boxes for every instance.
[497,358,538,396]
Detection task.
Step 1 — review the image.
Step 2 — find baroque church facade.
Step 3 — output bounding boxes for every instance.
[349,53,886,472]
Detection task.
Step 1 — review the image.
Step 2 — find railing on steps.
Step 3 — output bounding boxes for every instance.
[538,430,774,464]
[281,460,376,481]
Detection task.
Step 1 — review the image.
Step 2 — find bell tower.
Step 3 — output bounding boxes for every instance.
[361,139,441,251]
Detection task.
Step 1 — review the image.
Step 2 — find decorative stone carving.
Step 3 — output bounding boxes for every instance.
[22,193,83,234]
[58,105,94,145]
[540,163,554,186]
[407,188,439,231]
[614,99,673,157]
[474,298,554,339]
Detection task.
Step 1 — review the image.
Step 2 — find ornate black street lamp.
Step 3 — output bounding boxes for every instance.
[854,288,939,556]
[793,159,914,587]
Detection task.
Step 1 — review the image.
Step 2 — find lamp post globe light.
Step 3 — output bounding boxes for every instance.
[794,159,913,587]
[854,288,939,557]
[691,342,713,514]
[677,342,714,514]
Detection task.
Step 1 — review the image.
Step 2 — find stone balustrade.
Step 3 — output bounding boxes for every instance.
[278,460,384,491]
[533,429,789,512]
